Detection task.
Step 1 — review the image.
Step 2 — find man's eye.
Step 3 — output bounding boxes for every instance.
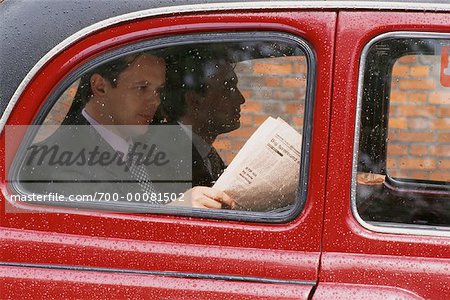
[137,85,147,91]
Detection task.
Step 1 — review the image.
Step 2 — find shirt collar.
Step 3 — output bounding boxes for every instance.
[82,109,131,156]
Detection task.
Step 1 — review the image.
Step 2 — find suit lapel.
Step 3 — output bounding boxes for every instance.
[77,115,142,194]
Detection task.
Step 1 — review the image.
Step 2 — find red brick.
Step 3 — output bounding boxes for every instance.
[389,106,398,117]
[292,116,304,127]
[387,144,407,155]
[409,93,428,103]
[407,119,430,130]
[397,105,436,117]
[399,158,436,170]
[285,103,302,114]
[254,62,292,75]
[438,159,450,169]
[265,77,281,87]
[282,78,305,88]
[386,158,398,169]
[429,171,450,182]
[428,92,450,104]
[431,119,450,129]
[438,107,450,118]
[399,79,436,91]
[390,132,435,143]
[223,152,235,165]
[438,133,450,143]
[392,65,409,77]
[390,92,408,103]
[389,118,407,129]
[213,139,231,151]
[408,171,432,181]
[391,80,400,90]
[241,101,262,113]
[410,66,430,77]
[294,91,306,100]
[231,140,246,151]
[292,63,307,73]
[409,145,428,156]
[254,115,269,126]
[227,126,256,138]
[430,145,450,157]
[240,90,253,100]
[273,90,295,100]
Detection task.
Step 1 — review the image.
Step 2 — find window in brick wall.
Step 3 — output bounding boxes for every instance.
[9,33,313,222]
[355,35,450,229]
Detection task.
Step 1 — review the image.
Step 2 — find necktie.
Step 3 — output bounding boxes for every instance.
[127,143,159,197]
[207,147,224,182]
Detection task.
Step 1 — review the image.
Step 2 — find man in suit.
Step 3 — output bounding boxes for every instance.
[21,51,234,209]
[158,47,246,187]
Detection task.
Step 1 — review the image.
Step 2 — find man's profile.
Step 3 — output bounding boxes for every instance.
[155,47,246,187]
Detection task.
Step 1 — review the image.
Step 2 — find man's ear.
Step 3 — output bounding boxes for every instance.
[90,74,108,97]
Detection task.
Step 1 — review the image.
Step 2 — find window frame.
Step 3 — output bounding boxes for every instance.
[352,31,450,237]
[7,31,317,224]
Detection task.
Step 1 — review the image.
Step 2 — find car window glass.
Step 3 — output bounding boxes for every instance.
[387,53,450,182]
[356,36,450,228]
[7,35,311,221]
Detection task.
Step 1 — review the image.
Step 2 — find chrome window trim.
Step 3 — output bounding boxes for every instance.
[352,31,450,238]
[1,1,450,129]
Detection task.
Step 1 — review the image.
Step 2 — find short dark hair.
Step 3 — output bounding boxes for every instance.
[75,53,141,104]
[160,46,233,122]
[62,52,150,125]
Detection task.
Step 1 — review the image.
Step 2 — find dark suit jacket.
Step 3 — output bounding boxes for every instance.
[191,140,225,187]
[20,115,144,197]
[147,121,225,187]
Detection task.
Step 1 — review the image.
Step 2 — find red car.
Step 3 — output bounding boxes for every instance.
[1,0,449,299]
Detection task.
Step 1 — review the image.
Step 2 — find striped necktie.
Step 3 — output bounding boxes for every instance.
[207,147,224,182]
[127,143,159,197]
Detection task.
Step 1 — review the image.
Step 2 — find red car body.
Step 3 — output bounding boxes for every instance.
[0,1,449,299]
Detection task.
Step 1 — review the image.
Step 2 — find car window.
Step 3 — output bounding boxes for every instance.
[355,34,450,229]
[7,33,313,221]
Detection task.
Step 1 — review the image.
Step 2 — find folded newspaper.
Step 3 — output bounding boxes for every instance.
[213,117,302,211]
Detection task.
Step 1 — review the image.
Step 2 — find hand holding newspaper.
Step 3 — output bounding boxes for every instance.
[213,117,302,211]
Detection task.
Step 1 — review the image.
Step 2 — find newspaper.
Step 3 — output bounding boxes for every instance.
[213,117,302,211]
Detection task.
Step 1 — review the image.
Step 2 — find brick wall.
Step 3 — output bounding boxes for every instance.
[387,55,450,182]
[214,56,307,164]
[35,80,79,143]
[41,54,449,183]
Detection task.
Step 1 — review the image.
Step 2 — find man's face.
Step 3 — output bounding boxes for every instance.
[199,63,245,135]
[101,54,165,136]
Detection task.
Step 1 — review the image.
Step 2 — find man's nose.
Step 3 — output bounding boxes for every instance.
[148,89,161,106]
[236,89,245,105]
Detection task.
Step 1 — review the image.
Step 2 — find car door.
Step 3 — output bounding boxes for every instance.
[316,8,450,299]
[0,2,336,299]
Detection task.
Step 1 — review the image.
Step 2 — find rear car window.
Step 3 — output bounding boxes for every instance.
[355,34,450,229]
[6,32,314,222]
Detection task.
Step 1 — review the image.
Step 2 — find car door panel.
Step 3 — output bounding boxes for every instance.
[322,11,450,299]
[0,9,336,297]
